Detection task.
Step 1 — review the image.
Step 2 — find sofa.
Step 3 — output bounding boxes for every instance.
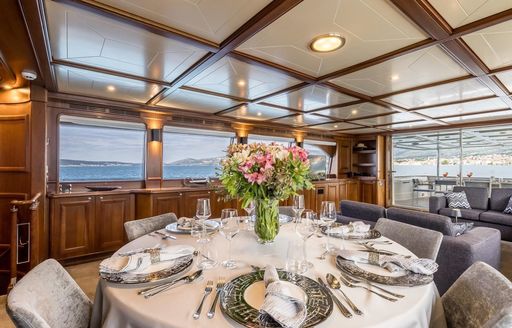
[336,200,502,295]
[430,187,512,241]
[386,207,501,295]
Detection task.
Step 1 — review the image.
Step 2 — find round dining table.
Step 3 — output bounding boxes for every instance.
[90,222,446,328]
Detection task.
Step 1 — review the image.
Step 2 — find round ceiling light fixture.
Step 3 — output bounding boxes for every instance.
[309,33,345,53]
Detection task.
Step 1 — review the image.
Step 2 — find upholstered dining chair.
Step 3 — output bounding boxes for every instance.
[442,261,512,328]
[6,258,92,328]
[124,212,178,241]
[278,206,295,218]
[374,218,443,260]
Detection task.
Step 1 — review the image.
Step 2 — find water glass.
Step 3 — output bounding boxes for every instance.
[292,195,305,222]
[220,208,240,269]
[196,239,217,270]
[320,201,336,250]
[295,210,316,270]
[286,240,306,277]
[196,198,211,240]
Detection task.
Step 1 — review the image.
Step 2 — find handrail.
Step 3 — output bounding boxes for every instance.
[10,192,42,207]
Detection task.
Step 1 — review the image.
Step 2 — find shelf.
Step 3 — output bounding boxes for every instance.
[355,163,376,167]
[354,149,376,154]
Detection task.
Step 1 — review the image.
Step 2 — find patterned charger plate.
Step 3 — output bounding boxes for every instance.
[321,224,382,240]
[335,257,433,287]
[100,255,193,284]
[220,270,333,327]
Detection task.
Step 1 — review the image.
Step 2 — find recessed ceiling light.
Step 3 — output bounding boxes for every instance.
[351,109,358,115]
[309,33,345,53]
[256,112,262,116]
[333,125,338,128]
[237,80,246,87]
[107,85,116,92]
[2,84,13,90]
[391,75,400,81]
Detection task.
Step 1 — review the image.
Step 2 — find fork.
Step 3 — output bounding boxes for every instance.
[193,280,214,319]
[358,240,393,245]
[340,271,404,299]
[154,231,177,240]
[207,278,225,318]
[337,274,398,302]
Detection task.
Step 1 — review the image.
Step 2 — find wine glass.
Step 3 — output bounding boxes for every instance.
[295,210,316,270]
[196,198,211,240]
[220,208,240,269]
[243,200,255,230]
[320,201,336,251]
[292,195,305,223]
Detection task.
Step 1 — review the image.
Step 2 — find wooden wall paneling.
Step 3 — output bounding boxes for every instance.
[0,114,29,172]
[360,180,376,204]
[154,192,182,217]
[346,180,360,202]
[94,194,133,251]
[181,190,212,218]
[337,138,352,177]
[145,118,163,189]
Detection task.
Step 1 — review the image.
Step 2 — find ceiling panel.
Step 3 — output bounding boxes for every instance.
[350,112,424,126]
[315,102,394,120]
[45,0,207,82]
[309,122,361,131]
[185,56,300,99]
[416,98,508,117]
[440,110,512,124]
[428,0,512,28]
[237,0,426,77]
[55,65,162,103]
[339,127,389,134]
[382,78,495,109]
[330,46,468,96]
[494,70,512,92]
[224,103,294,121]
[272,114,333,126]
[378,120,437,130]
[463,20,512,69]
[95,0,272,43]
[159,89,240,113]
[262,85,357,111]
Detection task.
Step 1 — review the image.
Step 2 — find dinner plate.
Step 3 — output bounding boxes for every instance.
[165,220,219,234]
[220,270,333,327]
[335,256,433,287]
[99,255,193,284]
[321,224,382,240]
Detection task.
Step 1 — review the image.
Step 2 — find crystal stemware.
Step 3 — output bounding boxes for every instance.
[220,208,240,269]
[295,209,316,270]
[292,194,305,223]
[196,198,211,240]
[243,200,255,231]
[320,201,336,251]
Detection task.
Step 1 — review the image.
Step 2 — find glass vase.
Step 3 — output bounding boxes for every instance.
[254,199,280,244]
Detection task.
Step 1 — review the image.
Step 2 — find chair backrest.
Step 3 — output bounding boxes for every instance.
[6,259,91,328]
[386,207,456,236]
[124,212,177,241]
[490,188,512,212]
[452,186,489,210]
[374,218,443,260]
[442,262,512,328]
[278,206,295,218]
[340,200,386,222]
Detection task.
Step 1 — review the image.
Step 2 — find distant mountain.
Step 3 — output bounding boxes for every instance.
[166,157,223,166]
[60,159,136,166]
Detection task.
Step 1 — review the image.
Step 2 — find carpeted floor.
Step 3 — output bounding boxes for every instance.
[1,243,511,327]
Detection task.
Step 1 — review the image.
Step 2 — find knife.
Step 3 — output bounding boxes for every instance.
[139,270,203,298]
[317,277,352,318]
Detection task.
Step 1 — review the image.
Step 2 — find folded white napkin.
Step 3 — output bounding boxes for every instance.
[99,245,194,274]
[259,266,307,328]
[337,249,438,275]
[330,221,371,236]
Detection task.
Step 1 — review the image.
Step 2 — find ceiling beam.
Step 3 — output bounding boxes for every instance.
[146,0,304,105]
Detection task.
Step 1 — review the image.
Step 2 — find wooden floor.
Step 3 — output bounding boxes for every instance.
[1,243,512,327]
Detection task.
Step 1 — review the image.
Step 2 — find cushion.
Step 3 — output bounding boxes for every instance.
[490,188,512,211]
[446,191,471,209]
[387,207,455,236]
[480,210,512,227]
[439,208,484,221]
[452,222,474,236]
[504,196,512,214]
[453,186,489,210]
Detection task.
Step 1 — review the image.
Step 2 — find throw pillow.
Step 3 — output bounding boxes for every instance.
[504,196,512,214]
[446,191,471,209]
[452,222,474,236]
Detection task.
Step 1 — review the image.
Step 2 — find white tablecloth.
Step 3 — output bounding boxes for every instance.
[91,224,446,328]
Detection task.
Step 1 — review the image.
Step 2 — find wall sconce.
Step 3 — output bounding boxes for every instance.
[149,128,162,142]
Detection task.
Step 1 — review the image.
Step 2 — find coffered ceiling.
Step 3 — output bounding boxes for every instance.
[27,0,512,136]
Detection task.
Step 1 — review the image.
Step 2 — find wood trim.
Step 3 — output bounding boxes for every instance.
[305,100,366,114]
[435,108,510,120]
[250,82,309,103]
[0,114,30,172]
[387,117,512,135]
[179,85,249,103]
[407,95,498,111]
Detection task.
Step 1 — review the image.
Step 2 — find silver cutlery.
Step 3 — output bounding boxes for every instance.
[318,250,329,260]
[207,278,225,319]
[154,231,177,240]
[139,270,203,298]
[317,277,352,318]
[326,274,363,315]
[337,274,397,302]
[193,280,214,319]
[358,240,393,246]
[340,271,405,299]
[118,246,162,257]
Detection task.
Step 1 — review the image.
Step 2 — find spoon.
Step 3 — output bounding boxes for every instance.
[326,273,363,316]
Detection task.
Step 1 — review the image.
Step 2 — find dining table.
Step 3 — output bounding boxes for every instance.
[90,221,447,328]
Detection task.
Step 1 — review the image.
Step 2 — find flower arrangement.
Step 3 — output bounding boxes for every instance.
[219,142,313,242]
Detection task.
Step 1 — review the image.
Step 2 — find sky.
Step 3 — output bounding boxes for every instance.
[163,133,231,163]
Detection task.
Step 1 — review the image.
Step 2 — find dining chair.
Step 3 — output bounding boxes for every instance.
[278,206,295,218]
[124,212,178,241]
[374,218,443,260]
[6,258,92,328]
[442,261,512,328]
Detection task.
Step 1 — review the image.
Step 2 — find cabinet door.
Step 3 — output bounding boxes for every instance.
[51,196,94,259]
[154,193,182,217]
[346,180,360,201]
[360,181,377,204]
[303,188,316,212]
[95,194,134,252]
[326,184,339,204]
[338,181,348,201]
[181,190,212,218]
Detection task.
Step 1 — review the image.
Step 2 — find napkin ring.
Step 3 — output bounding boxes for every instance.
[148,249,161,264]
[368,252,380,265]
